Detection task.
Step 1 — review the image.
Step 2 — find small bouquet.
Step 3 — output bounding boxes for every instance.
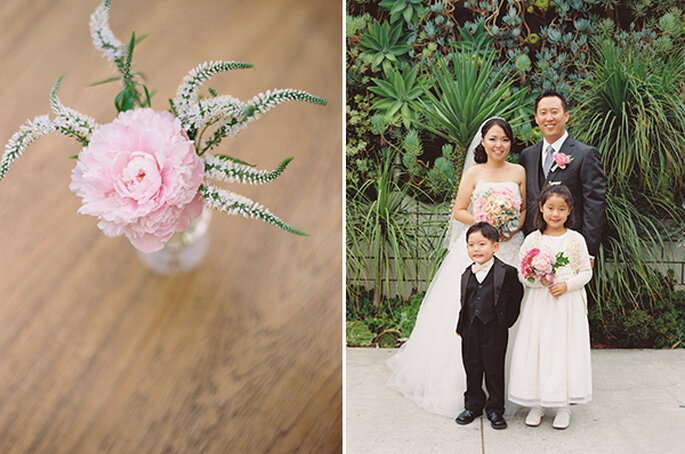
[520,247,570,285]
[1,0,326,253]
[472,187,522,235]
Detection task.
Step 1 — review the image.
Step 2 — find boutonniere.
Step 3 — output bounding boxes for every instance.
[550,152,574,171]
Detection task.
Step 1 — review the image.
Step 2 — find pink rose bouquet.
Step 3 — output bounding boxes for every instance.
[1,0,326,252]
[472,187,522,235]
[520,247,570,285]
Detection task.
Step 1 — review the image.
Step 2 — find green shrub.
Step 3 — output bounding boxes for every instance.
[572,38,685,310]
[589,272,685,348]
[346,151,424,306]
[346,321,375,347]
[397,291,424,337]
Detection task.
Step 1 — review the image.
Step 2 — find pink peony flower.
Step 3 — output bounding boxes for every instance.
[520,246,569,285]
[530,249,555,274]
[69,108,204,252]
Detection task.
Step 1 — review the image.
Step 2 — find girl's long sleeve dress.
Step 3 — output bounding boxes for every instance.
[508,229,593,408]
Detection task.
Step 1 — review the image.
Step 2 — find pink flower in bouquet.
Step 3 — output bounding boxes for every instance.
[69,108,204,253]
[472,187,522,235]
[530,248,555,275]
[520,248,537,276]
[520,247,570,284]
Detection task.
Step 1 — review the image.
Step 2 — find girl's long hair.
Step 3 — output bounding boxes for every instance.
[535,183,574,232]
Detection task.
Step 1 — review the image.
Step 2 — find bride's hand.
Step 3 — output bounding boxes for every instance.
[500,225,520,242]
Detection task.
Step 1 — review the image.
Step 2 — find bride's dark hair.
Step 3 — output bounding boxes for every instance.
[474,118,514,164]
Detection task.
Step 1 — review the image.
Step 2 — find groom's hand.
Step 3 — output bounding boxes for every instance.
[590,258,595,268]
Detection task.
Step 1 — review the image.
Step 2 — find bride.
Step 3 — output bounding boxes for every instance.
[386,117,527,417]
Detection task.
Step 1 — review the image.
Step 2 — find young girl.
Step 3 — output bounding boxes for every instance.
[507,184,592,429]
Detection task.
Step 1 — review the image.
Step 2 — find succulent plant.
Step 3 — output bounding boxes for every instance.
[369,65,428,128]
[358,19,411,71]
[379,0,427,26]
[346,321,375,347]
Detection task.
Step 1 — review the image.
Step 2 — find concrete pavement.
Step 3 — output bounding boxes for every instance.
[345,348,685,453]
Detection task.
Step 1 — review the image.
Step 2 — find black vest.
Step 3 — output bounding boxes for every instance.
[465,268,496,325]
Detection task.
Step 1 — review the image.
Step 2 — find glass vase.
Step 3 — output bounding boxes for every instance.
[136,208,212,274]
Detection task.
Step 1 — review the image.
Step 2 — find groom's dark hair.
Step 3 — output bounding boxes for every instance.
[535,89,568,113]
[466,222,499,243]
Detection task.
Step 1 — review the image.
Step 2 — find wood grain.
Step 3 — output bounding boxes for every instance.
[0,0,342,452]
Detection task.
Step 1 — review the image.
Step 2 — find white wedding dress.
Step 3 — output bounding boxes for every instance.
[386,180,524,417]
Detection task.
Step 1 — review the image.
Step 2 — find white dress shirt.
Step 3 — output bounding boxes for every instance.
[541,130,569,165]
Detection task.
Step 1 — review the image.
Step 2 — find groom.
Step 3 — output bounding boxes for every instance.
[520,89,606,265]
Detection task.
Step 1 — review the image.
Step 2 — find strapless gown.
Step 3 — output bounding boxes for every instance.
[386,181,524,417]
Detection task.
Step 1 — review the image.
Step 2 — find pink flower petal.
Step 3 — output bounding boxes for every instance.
[70,108,204,252]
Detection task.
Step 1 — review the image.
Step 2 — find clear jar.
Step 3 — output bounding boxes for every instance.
[136,208,211,274]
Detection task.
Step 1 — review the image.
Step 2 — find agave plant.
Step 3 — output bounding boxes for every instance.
[1,0,326,248]
[452,22,496,58]
[379,0,427,26]
[571,39,685,309]
[413,50,533,187]
[368,65,428,128]
[358,19,411,71]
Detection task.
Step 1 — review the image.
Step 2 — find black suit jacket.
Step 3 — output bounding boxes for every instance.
[519,135,607,256]
[455,257,523,336]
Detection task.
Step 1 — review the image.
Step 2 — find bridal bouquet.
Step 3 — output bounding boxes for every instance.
[520,247,570,285]
[0,0,326,253]
[472,187,522,235]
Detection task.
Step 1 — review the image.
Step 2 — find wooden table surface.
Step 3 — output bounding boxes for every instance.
[0,0,341,452]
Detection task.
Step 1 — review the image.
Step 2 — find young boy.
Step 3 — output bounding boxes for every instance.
[455,222,524,429]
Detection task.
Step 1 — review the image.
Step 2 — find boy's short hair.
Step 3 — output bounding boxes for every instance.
[466,222,499,243]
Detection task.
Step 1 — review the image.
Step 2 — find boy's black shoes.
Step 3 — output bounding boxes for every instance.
[455,409,481,425]
[486,411,507,430]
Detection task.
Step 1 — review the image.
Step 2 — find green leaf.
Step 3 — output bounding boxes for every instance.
[143,85,151,107]
[87,76,123,87]
[390,3,405,17]
[114,90,135,112]
[134,33,149,45]
[215,154,256,167]
[402,6,413,24]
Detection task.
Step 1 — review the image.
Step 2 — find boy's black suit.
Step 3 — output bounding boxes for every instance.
[456,256,523,416]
